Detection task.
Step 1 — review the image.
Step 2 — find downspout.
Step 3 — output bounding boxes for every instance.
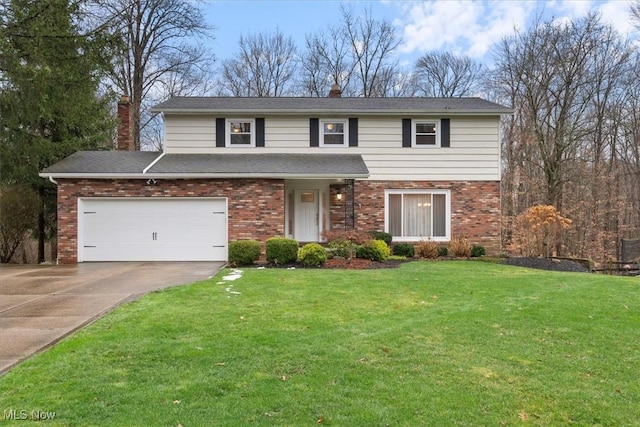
[49,176,58,185]
[143,152,166,174]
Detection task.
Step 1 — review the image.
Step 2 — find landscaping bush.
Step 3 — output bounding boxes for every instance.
[393,243,415,258]
[416,240,439,259]
[323,229,370,259]
[298,243,328,267]
[228,240,261,265]
[369,231,392,246]
[356,239,390,262]
[265,237,298,264]
[450,237,472,258]
[471,244,486,258]
[438,246,449,257]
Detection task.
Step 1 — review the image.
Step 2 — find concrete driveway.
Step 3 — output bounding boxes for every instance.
[0,262,224,375]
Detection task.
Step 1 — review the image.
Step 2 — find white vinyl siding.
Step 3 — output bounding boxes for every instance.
[164,115,216,153]
[163,115,501,181]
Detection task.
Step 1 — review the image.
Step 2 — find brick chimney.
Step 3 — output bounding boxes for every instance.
[328,84,342,98]
[117,95,134,151]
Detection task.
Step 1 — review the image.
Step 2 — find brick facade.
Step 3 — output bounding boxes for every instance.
[55,178,500,263]
[330,180,501,254]
[56,178,285,263]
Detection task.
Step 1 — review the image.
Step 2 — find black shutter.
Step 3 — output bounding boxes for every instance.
[348,118,358,147]
[402,118,411,148]
[310,118,319,147]
[256,118,265,147]
[441,118,450,147]
[216,118,225,147]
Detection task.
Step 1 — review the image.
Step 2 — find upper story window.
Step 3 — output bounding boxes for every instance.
[413,120,440,147]
[321,119,348,147]
[226,119,255,147]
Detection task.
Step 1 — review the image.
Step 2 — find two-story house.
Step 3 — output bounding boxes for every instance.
[40,93,511,263]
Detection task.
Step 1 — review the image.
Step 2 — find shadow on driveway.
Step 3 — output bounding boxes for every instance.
[0,262,224,375]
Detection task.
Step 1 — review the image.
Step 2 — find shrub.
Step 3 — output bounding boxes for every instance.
[265,237,298,264]
[298,243,328,267]
[393,243,415,258]
[327,240,355,259]
[369,231,392,246]
[323,229,370,259]
[438,246,449,257]
[450,237,472,258]
[228,240,261,265]
[356,239,390,262]
[509,205,572,257]
[471,244,486,258]
[416,240,439,259]
[323,229,370,245]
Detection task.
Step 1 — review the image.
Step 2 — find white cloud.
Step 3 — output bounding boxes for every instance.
[598,0,636,36]
[397,0,534,59]
[393,0,637,61]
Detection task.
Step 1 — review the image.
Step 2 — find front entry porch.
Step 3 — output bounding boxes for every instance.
[284,179,354,242]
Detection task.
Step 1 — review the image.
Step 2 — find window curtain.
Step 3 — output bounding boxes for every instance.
[403,194,431,238]
[433,194,446,237]
[388,194,402,236]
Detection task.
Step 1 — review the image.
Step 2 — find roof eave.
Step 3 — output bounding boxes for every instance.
[40,172,370,180]
[150,108,513,116]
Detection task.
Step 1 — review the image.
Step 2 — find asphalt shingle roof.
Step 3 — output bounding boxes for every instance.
[151,97,512,115]
[41,151,159,174]
[149,153,368,176]
[40,152,369,178]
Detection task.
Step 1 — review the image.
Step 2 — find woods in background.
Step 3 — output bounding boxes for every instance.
[1,0,639,262]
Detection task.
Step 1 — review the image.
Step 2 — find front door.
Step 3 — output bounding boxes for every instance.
[294,190,319,242]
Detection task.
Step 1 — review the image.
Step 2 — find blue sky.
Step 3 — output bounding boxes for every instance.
[203,0,638,67]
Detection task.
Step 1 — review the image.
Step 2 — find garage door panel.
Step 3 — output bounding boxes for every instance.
[79,198,227,262]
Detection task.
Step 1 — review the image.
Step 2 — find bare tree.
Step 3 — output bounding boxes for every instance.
[95,0,214,150]
[299,5,400,97]
[219,29,297,97]
[145,61,218,150]
[494,12,636,259]
[342,5,400,97]
[631,0,640,27]
[414,52,484,97]
[299,25,355,96]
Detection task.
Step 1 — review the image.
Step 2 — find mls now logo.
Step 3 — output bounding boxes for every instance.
[4,409,28,420]
[3,409,56,420]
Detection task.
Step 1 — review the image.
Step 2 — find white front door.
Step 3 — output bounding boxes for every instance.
[294,190,319,242]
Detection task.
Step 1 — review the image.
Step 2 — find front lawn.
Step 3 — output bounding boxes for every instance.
[1,261,638,426]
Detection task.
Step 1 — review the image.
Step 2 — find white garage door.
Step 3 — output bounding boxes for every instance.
[79,198,227,262]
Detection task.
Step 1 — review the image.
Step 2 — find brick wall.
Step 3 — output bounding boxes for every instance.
[56,178,285,263]
[332,180,501,254]
[55,178,501,263]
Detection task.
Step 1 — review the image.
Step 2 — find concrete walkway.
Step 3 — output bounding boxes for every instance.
[0,262,224,375]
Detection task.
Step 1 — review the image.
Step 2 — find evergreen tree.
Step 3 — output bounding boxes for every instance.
[0,0,115,262]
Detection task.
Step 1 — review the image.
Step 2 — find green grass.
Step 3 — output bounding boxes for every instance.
[1,261,639,426]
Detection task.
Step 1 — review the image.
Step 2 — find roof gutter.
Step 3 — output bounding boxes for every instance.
[150,108,513,116]
[38,172,369,180]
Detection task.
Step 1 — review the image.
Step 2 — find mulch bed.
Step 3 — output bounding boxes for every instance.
[249,257,591,272]
[502,257,590,273]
